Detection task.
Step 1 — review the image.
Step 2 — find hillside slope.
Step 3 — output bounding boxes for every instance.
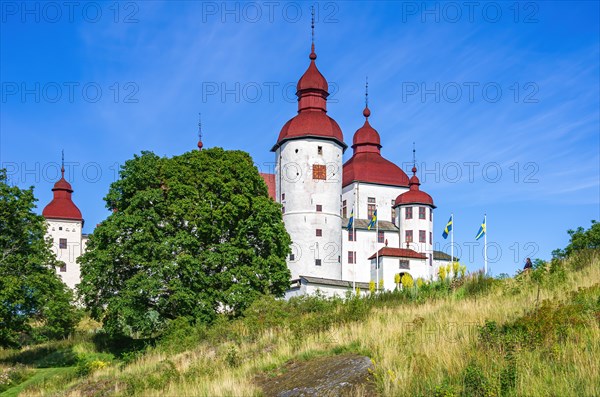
[3,252,599,397]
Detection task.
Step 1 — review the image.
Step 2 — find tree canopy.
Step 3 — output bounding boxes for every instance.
[552,220,600,258]
[78,149,291,338]
[0,169,77,347]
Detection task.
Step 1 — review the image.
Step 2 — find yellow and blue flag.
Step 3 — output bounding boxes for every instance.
[475,217,486,240]
[367,209,377,230]
[442,215,453,239]
[347,207,354,230]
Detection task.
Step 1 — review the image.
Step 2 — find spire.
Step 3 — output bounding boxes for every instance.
[61,149,65,178]
[363,76,371,118]
[296,7,328,112]
[197,112,203,151]
[310,6,316,60]
[409,145,420,190]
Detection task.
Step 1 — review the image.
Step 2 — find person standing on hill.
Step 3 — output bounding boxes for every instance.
[524,258,533,270]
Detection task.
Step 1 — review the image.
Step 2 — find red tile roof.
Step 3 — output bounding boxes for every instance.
[342,107,409,188]
[368,247,427,260]
[42,176,83,222]
[260,173,276,200]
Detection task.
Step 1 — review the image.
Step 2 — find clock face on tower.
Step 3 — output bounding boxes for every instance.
[312,164,326,180]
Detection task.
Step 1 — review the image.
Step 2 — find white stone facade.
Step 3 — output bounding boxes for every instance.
[46,219,85,290]
[275,138,344,280]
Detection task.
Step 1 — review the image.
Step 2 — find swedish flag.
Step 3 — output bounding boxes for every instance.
[367,209,377,230]
[475,218,486,240]
[347,208,354,230]
[442,215,453,239]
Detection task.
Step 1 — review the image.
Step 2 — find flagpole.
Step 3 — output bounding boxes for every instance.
[484,213,487,275]
[352,192,356,292]
[451,213,454,268]
[375,205,379,292]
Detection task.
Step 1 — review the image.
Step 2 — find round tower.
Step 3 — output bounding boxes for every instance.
[394,164,435,263]
[42,155,84,289]
[271,38,347,280]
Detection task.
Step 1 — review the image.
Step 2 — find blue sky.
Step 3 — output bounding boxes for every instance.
[1,1,599,275]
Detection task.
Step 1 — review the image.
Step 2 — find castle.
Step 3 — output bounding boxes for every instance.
[42,37,453,296]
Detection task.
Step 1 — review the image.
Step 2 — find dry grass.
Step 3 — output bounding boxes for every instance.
[20,254,600,396]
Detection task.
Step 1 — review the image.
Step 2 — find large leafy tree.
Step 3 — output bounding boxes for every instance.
[78,149,291,338]
[552,220,600,259]
[0,170,78,347]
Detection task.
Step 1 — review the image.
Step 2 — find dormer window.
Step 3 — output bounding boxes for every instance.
[317,146,323,155]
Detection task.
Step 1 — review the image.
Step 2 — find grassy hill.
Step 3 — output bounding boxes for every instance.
[2,251,599,397]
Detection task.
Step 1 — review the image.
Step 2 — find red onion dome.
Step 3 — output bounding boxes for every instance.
[272,43,345,151]
[394,166,435,207]
[343,106,409,187]
[42,166,83,221]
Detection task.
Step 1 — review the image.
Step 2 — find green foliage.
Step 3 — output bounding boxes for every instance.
[463,271,497,297]
[75,352,114,376]
[553,220,600,258]
[224,345,241,368]
[479,284,600,352]
[461,362,498,397]
[0,364,32,393]
[78,149,291,338]
[0,170,78,348]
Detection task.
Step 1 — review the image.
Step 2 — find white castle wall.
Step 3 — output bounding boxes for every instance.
[342,183,407,223]
[275,138,344,280]
[371,256,429,291]
[341,227,400,284]
[395,203,435,265]
[46,219,83,289]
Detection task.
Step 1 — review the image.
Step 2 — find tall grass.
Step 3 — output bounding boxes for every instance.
[15,251,600,396]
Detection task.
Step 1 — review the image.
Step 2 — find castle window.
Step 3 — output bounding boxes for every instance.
[430,232,432,245]
[367,197,376,219]
[391,200,395,225]
[312,164,326,180]
[317,146,323,155]
[399,260,409,269]
[289,253,295,261]
[419,207,426,219]
[405,230,413,243]
[59,263,67,272]
[429,208,433,221]
[349,229,355,241]
[378,230,385,243]
[405,207,413,219]
[348,251,356,264]
[342,200,347,218]
[315,259,322,266]
[429,254,433,266]
[419,230,426,243]
[282,207,285,214]
[316,204,322,212]
[59,238,67,249]
[281,193,285,201]
[59,226,63,231]
[316,229,322,237]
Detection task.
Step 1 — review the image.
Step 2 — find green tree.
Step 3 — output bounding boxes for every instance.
[0,170,77,347]
[78,149,291,338]
[553,220,600,258]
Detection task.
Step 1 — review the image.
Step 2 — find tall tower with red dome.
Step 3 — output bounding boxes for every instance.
[340,91,411,283]
[42,153,86,289]
[394,157,436,266]
[271,26,346,281]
